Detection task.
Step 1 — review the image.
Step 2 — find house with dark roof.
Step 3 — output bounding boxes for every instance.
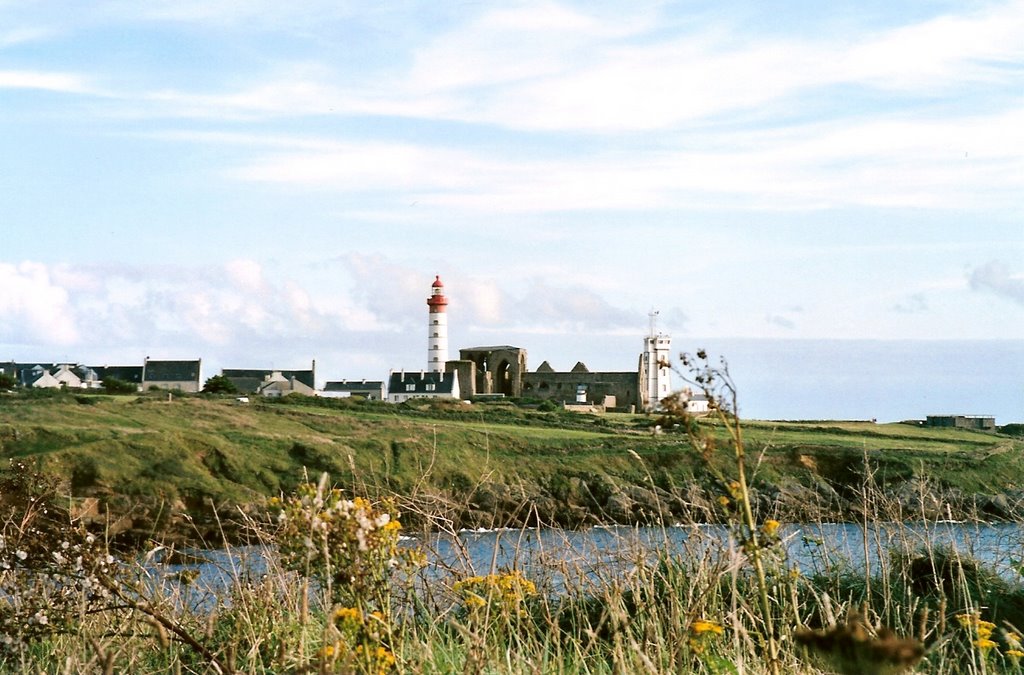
[22,364,59,388]
[91,365,144,390]
[6,363,51,387]
[51,364,84,388]
[221,361,316,394]
[323,379,385,400]
[5,363,61,388]
[925,415,996,431]
[256,371,317,398]
[142,358,202,393]
[387,370,460,403]
[0,363,97,389]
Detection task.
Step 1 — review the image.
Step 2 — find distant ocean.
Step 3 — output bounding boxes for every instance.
[689,338,1024,424]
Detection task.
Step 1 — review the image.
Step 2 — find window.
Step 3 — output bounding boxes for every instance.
[425,384,436,391]
[406,384,415,391]
[433,332,439,337]
[433,320,439,325]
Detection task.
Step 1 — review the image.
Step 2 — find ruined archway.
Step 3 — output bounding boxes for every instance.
[457,346,528,398]
[496,360,512,396]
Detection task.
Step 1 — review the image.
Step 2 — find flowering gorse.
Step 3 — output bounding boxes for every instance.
[268,473,408,610]
[689,618,725,655]
[318,605,396,674]
[453,570,537,624]
[956,611,1000,655]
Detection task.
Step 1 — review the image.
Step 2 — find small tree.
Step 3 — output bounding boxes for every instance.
[102,377,137,394]
[0,372,14,389]
[202,375,238,395]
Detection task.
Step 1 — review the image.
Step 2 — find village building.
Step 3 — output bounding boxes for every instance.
[387,370,460,403]
[2,363,100,389]
[256,370,317,398]
[322,380,385,400]
[221,362,316,394]
[23,364,61,389]
[141,358,202,393]
[925,415,996,431]
[91,365,144,390]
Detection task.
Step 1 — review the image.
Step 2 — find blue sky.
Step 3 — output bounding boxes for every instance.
[2,1,1023,421]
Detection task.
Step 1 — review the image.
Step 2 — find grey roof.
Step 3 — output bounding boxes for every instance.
[91,366,144,383]
[222,368,315,392]
[144,359,201,382]
[324,380,384,393]
[10,363,54,386]
[388,371,457,395]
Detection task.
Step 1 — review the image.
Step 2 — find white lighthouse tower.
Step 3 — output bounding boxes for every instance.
[642,310,672,410]
[426,275,449,372]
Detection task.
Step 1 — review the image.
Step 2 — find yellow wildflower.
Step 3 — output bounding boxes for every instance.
[1007,649,1024,659]
[333,606,363,624]
[762,519,781,537]
[975,638,997,651]
[718,495,730,507]
[376,646,396,668]
[691,619,724,635]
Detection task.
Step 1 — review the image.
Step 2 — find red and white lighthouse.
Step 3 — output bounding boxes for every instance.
[426,275,449,372]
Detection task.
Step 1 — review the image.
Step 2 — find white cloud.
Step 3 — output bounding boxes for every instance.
[394,1,1024,132]
[508,280,639,333]
[0,69,93,94]
[840,3,1024,91]
[462,281,504,326]
[0,262,79,345]
[17,1,1024,133]
[224,259,265,292]
[214,98,1024,213]
[0,27,56,48]
[970,260,1024,306]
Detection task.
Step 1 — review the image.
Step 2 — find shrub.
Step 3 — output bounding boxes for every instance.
[202,375,238,395]
[102,377,138,394]
[267,473,410,612]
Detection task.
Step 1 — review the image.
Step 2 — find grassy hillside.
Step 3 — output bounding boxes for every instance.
[1,391,1021,538]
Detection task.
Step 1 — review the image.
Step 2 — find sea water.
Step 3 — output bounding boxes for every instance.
[152,521,1024,610]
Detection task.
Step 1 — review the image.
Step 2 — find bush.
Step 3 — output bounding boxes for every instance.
[202,375,238,395]
[102,377,138,394]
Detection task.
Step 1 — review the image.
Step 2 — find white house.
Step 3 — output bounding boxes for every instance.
[51,364,84,388]
[322,379,385,400]
[387,370,460,403]
[257,371,317,398]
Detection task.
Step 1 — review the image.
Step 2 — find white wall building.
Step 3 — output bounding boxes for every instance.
[641,311,672,411]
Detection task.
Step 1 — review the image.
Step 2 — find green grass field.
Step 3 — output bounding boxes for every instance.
[3,391,1024,673]
[0,391,1020,533]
